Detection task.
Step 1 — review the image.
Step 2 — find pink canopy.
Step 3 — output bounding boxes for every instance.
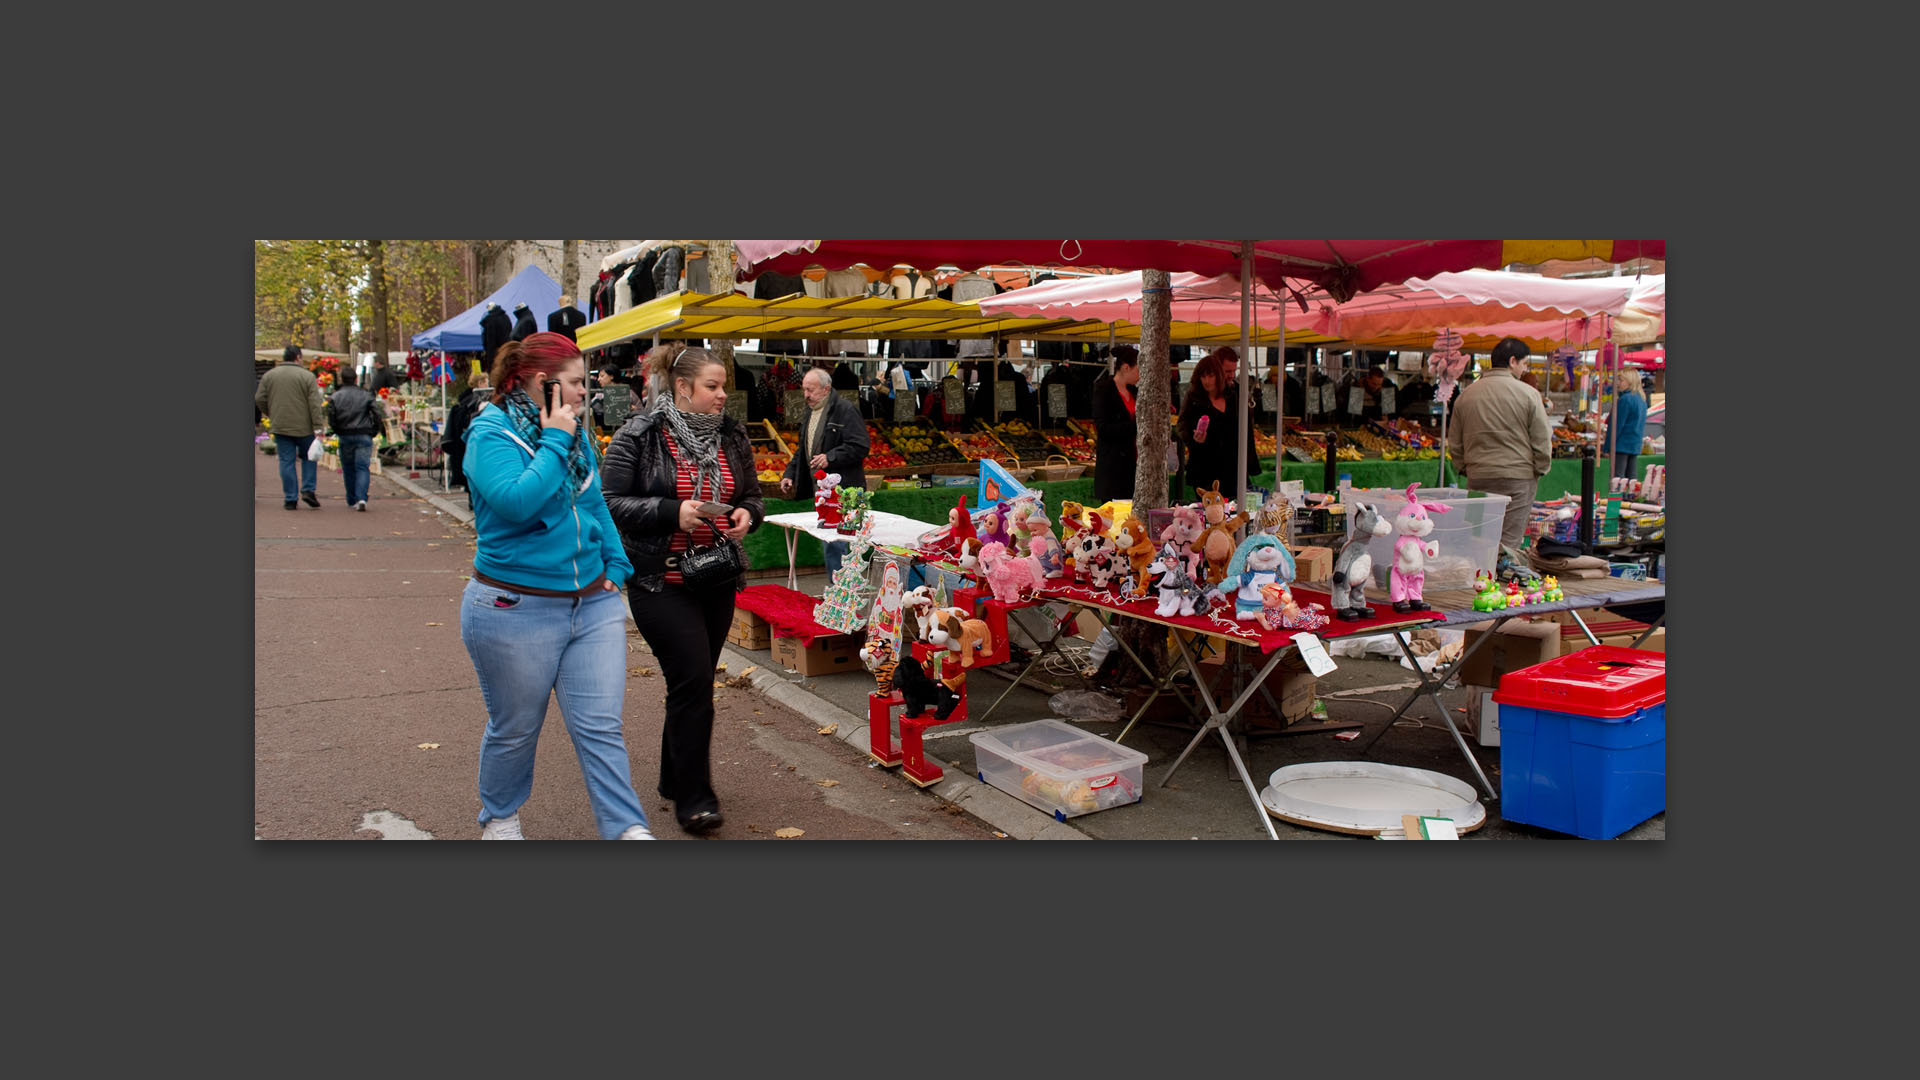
[974,270,1317,326]
[733,240,1664,300]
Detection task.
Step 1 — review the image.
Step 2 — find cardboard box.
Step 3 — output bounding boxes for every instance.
[1561,624,1664,657]
[726,608,771,650]
[1290,545,1334,583]
[770,632,860,676]
[1470,688,1501,747]
[1457,619,1561,688]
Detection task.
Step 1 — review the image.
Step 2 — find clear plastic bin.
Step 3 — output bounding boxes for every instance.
[1352,486,1511,593]
[971,719,1148,821]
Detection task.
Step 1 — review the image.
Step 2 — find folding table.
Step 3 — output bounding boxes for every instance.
[1038,582,1441,840]
[761,510,941,591]
[1357,574,1668,801]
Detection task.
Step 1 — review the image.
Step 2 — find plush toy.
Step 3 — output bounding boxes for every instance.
[1028,530,1067,581]
[1332,500,1392,621]
[1147,540,1211,618]
[1115,514,1158,598]
[1259,581,1329,631]
[1069,528,1113,586]
[1192,482,1253,588]
[1084,550,1117,593]
[1504,578,1528,608]
[1219,533,1295,622]
[956,537,985,573]
[1522,575,1547,606]
[1256,489,1294,537]
[813,471,844,527]
[1158,505,1207,580]
[1388,482,1453,614]
[892,653,963,723]
[900,585,940,643]
[1058,500,1089,535]
[917,492,975,560]
[859,637,899,694]
[1542,575,1564,602]
[1472,569,1508,612]
[979,540,1044,604]
[976,501,1015,550]
[928,608,995,669]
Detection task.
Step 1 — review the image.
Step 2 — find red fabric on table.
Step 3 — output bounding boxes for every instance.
[1037,582,1442,653]
[735,584,843,645]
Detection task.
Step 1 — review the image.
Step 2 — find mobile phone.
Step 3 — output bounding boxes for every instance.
[543,379,560,410]
[695,501,733,518]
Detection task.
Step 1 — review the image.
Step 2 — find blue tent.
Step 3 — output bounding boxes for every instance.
[411,264,584,352]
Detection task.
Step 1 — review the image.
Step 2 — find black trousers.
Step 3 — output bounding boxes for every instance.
[627,581,736,819]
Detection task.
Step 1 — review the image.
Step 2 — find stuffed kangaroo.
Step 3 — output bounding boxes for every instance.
[1331,500,1392,620]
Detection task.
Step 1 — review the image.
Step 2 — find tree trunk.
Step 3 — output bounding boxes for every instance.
[367,239,391,372]
[1105,268,1173,686]
[561,240,579,305]
[707,241,737,390]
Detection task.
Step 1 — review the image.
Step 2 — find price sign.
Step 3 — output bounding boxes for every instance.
[603,384,633,428]
[724,389,748,423]
[1380,384,1395,415]
[892,391,916,422]
[784,389,807,423]
[942,376,966,414]
[1347,386,1364,417]
[995,381,1015,413]
[1047,382,1068,420]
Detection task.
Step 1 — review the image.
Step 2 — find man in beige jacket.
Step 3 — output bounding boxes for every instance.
[256,346,329,510]
[1446,337,1551,576]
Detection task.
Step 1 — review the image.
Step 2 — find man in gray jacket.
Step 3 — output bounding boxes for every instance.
[256,346,329,509]
[1446,337,1551,576]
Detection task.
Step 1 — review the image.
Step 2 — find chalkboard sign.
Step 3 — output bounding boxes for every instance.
[784,389,807,423]
[994,381,1015,413]
[1380,384,1395,416]
[1347,386,1364,417]
[838,389,858,409]
[942,376,965,414]
[1047,383,1068,420]
[724,389,748,423]
[602,384,633,428]
[892,391,916,422]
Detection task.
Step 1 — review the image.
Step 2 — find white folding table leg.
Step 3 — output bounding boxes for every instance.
[1159,635,1289,841]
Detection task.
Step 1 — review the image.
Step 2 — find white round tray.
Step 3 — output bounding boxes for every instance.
[1261,761,1486,836]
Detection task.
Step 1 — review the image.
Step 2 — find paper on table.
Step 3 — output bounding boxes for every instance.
[1292,633,1338,677]
[1419,816,1460,840]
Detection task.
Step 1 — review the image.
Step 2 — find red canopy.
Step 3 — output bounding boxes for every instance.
[733,240,1664,300]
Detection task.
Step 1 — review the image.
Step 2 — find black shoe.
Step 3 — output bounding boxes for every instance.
[284,501,298,510]
[1357,606,1377,618]
[1392,600,1414,613]
[301,490,320,508]
[679,809,723,834]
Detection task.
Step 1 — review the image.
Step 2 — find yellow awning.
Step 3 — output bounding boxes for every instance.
[575,290,1343,353]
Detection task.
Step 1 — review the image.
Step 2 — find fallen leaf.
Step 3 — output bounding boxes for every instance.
[715,663,728,673]
[816,779,840,788]
[745,823,764,834]
[816,724,838,736]
[993,831,1008,838]
[787,766,797,772]
[775,827,805,839]
[425,622,443,626]
[416,743,441,750]
[760,720,777,725]
[739,666,757,678]
[752,710,762,715]
[629,667,655,677]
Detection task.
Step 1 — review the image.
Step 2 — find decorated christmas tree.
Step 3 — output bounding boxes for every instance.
[812,517,881,633]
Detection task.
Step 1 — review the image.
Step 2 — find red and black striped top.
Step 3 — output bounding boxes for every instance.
[663,436,736,586]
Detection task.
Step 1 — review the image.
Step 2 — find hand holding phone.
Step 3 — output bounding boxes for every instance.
[544,379,560,411]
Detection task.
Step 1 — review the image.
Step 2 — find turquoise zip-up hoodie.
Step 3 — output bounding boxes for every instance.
[463,404,633,591]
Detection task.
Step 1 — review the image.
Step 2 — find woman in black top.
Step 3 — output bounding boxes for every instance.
[1176,346,1259,502]
[1090,346,1141,503]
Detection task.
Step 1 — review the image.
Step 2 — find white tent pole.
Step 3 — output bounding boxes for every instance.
[440,354,449,493]
[1276,279,1286,497]
[1235,241,1252,509]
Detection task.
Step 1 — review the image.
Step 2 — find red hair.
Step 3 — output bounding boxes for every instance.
[489,331,583,404]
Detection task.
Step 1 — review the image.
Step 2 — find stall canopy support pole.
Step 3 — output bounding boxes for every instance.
[1277,274,1287,493]
[439,354,449,493]
[1235,241,1253,509]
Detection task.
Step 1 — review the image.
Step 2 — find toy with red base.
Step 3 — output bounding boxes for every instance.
[868,647,968,785]
[813,470,844,527]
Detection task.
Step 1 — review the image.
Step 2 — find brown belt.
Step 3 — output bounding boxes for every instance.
[472,569,608,598]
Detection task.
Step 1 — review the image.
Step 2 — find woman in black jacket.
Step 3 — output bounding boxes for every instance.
[601,344,766,834]
[1176,346,1259,502]
[1090,346,1141,503]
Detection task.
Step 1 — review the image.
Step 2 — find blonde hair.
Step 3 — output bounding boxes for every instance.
[645,343,724,401]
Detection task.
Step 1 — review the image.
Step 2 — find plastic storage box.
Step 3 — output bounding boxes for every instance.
[1491,646,1665,839]
[970,719,1148,821]
[1352,485,1511,592]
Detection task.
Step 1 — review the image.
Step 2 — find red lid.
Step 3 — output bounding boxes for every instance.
[1490,646,1666,719]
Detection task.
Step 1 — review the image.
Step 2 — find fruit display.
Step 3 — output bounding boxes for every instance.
[1341,427,1402,454]
[1281,433,1364,462]
[1376,419,1441,450]
[1050,433,1097,464]
[886,419,965,466]
[984,420,1060,463]
[950,432,1006,462]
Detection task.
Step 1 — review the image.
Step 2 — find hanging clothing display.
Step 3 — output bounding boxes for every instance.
[511,303,538,342]
[951,273,999,358]
[480,304,513,365]
[823,268,869,355]
[684,244,710,293]
[651,244,686,297]
[547,305,587,341]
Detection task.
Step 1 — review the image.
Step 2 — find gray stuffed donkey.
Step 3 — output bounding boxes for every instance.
[1331,501,1393,621]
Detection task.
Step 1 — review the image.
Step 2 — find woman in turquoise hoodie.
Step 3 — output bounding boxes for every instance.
[458,331,653,840]
[1605,369,1648,481]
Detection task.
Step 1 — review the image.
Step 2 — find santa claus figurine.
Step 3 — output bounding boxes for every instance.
[814,471,844,527]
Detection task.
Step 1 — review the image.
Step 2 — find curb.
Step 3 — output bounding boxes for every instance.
[720,644,1089,841]
[383,467,1081,839]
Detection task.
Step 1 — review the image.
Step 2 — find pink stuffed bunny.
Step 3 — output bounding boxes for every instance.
[1388,482,1453,614]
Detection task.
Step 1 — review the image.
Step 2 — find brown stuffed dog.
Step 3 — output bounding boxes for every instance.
[929,609,995,669]
[1115,514,1158,598]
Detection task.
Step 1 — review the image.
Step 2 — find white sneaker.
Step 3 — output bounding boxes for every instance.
[618,824,656,840]
[355,501,368,511]
[480,814,524,840]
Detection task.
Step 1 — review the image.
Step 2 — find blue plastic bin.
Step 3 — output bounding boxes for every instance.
[1491,647,1666,839]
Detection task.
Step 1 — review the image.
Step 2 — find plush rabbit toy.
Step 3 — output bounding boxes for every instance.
[1331,501,1392,621]
[1388,483,1452,614]
[1219,533,1295,622]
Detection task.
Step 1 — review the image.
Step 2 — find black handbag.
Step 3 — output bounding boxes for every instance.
[675,520,745,590]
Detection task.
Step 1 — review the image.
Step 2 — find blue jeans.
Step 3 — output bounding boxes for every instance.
[338,433,374,505]
[823,539,850,579]
[274,433,318,502]
[460,580,649,838]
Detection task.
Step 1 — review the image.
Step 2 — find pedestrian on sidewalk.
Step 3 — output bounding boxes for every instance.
[440,366,488,491]
[459,331,654,841]
[325,368,387,511]
[602,343,765,835]
[255,345,328,509]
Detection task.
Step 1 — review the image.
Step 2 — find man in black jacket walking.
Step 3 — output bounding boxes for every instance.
[325,369,389,510]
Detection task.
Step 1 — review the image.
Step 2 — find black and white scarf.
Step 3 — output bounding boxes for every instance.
[502,387,593,495]
[653,394,726,503]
